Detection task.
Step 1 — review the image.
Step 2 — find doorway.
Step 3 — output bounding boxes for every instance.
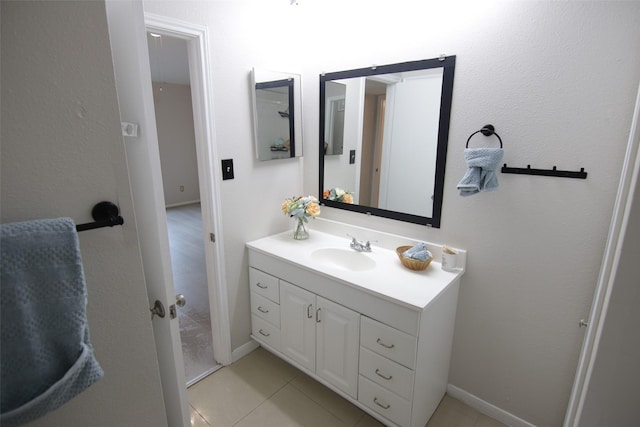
[146,31,220,386]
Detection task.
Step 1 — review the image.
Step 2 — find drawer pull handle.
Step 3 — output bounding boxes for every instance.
[257,306,269,314]
[375,369,393,381]
[374,397,390,410]
[307,304,313,319]
[316,307,321,323]
[256,282,268,289]
[258,329,270,337]
[376,338,395,349]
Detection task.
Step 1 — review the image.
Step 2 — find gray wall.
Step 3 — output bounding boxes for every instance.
[153,82,201,206]
[143,1,640,426]
[1,2,167,426]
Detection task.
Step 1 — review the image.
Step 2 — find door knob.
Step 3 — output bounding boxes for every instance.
[150,300,165,319]
[169,294,187,319]
[176,294,186,307]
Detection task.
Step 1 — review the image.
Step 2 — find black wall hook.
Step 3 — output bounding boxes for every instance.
[466,124,503,148]
[76,201,124,232]
[501,164,588,179]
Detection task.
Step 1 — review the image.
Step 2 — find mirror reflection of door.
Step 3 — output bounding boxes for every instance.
[147,32,219,386]
[324,81,346,155]
[359,80,387,207]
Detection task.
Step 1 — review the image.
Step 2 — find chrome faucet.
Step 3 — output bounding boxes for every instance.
[349,237,372,252]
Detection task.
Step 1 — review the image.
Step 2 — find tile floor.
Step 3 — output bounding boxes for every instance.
[187,347,507,427]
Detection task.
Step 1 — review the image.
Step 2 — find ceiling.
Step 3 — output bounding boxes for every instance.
[146,33,190,85]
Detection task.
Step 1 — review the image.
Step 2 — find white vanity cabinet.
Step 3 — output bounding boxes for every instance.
[280,280,360,398]
[249,268,281,350]
[247,230,464,427]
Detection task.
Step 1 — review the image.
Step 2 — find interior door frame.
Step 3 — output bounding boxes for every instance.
[144,13,232,368]
[563,82,640,426]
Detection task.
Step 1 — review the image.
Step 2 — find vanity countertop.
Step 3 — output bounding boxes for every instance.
[246,229,465,311]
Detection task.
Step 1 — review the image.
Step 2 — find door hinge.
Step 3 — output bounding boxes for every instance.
[210,232,215,242]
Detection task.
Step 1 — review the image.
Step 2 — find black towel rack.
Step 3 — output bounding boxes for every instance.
[76,202,124,232]
[466,124,503,148]
[501,164,588,179]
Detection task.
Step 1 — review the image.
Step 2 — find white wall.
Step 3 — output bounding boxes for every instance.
[0,2,167,426]
[142,1,640,425]
[152,82,201,206]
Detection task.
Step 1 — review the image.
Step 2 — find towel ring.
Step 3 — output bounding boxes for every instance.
[466,124,503,148]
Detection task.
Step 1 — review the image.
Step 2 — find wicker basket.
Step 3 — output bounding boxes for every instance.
[396,246,433,271]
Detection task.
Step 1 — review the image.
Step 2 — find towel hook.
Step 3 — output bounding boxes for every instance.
[466,124,503,148]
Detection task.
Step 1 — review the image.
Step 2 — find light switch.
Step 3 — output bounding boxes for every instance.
[222,159,234,180]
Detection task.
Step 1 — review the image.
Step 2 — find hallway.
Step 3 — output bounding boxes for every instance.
[166,203,218,385]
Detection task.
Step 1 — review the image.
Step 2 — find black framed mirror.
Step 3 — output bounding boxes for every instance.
[319,56,455,227]
[251,68,302,161]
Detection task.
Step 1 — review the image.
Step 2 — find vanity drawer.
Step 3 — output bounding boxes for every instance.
[251,314,281,351]
[358,375,411,427]
[361,317,417,369]
[359,347,414,400]
[250,292,280,327]
[249,267,279,303]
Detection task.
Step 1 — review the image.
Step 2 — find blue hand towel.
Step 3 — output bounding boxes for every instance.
[457,148,504,197]
[1,218,103,427]
[402,242,432,261]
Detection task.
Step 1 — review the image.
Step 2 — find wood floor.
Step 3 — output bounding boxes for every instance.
[166,203,218,385]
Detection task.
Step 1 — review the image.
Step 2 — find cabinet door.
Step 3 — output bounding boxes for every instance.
[280,281,315,372]
[316,296,360,398]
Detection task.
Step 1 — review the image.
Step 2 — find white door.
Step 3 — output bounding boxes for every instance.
[564,84,640,427]
[105,2,188,426]
[280,281,316,372]
[316,296,360,398]
[105,3,231,426]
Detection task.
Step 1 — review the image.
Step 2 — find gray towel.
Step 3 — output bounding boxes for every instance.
[1,218,103,426]
[457,148,504,196]
[402,242,432,261]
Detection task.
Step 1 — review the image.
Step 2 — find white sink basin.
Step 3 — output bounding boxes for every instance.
[311,247,377,272]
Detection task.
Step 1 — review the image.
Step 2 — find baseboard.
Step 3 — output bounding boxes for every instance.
[165,199,200,208]
[231,340,259,363]
[447,384,537,427]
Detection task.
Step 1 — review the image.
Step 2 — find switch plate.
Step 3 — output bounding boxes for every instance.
[222,159,234,180]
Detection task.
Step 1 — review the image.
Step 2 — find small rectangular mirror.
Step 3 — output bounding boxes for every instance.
[251,68,303,161]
